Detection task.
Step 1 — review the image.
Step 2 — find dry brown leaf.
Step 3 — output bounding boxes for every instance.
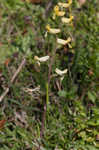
[0,120,6,129]
[4,58,10,67]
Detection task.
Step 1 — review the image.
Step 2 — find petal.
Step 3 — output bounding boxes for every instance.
[68,43,72,48]
[34,56,49,63]
[68,0,72,5]
[54,5,59,13]
[61,16,73,23]
[34,56,39,61]
[58,2,70,8]
[38,56,50,62]
[70,15,74,20]
[57,11,65,16]
[57,38,67,45]
[46,25,61,34]
[60,76,65,81]
[61,17,71,23]
[46,24,51,32]
[57,37,71,45]
[49,28,61,34]
[66,37,71,43]
[55,68,68,76]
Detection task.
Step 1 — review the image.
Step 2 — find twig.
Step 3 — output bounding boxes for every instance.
[0,58,26,102]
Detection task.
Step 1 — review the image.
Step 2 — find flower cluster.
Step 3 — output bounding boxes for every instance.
[46,0,73,47]
[34,0,73,81]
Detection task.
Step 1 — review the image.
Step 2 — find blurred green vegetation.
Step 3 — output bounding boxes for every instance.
[0,0,99,150]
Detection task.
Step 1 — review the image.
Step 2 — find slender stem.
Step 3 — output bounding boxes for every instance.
[46,82,49,113]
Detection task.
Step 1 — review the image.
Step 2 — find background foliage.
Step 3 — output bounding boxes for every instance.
[0,0,99,149]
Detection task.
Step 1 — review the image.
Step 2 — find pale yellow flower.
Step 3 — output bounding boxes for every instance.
[46,25,61,34]
[68,43,72,48]
[54,5,59,13]
[53,5,65,19]
[58,0,72,8]
[57,37,71,45]
[55,68,68,76]
[54,5,65,16]
[57,11,65,17]
[34,56,49,62]
[34,55,50,66]
[61,16,74,23]
[68,0,72,5]
[58,2,71,8]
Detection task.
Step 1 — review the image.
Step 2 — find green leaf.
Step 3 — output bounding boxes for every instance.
[58,90,67,98]
[88,91,96,103]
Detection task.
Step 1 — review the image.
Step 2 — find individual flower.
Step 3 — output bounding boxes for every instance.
[56,11,65,17]
[58,2,71,8]
[34,55,50,66]
[57,37,71,45]
[55,68,68,81]
[53,5,59,15]
[53,5,65,19]
[55,68,68,76]
[61,16,74,23]
[46,25,61,34]
[68,0,72,5]
[58,0,72,8]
